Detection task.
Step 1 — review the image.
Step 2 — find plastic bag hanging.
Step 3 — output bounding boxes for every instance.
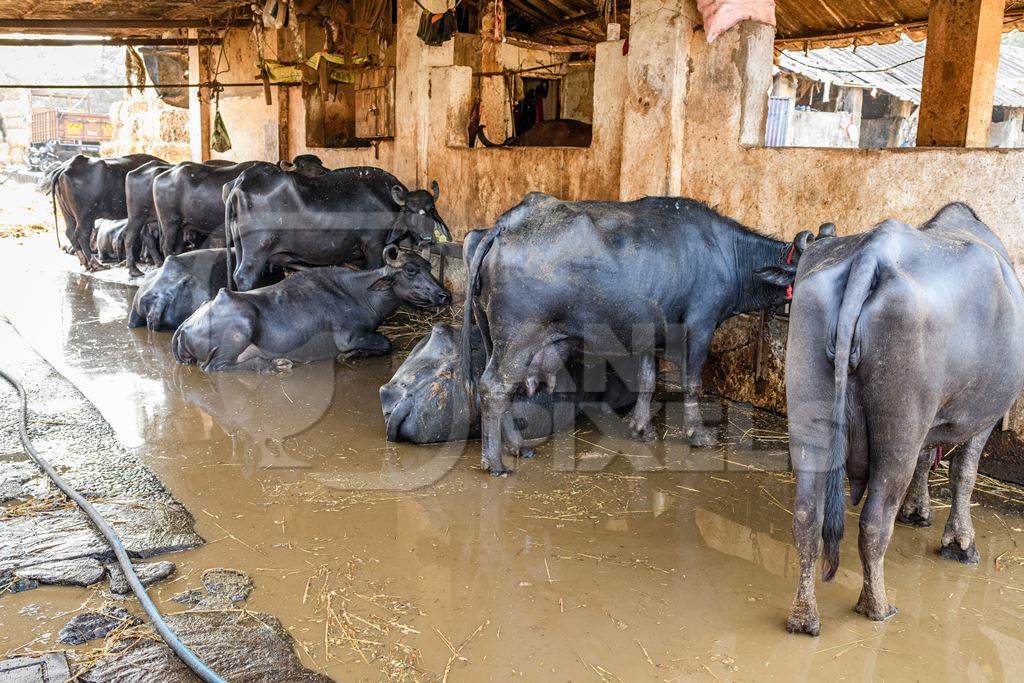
[210,88,232,153]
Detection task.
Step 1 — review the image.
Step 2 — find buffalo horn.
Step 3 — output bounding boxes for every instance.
[391,185,406,206]
[794,230,815,253]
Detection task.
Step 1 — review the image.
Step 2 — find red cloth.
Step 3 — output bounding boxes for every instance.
[697,0,776,43]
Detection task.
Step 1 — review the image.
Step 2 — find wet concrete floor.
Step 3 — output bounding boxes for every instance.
[3,232,1024,680]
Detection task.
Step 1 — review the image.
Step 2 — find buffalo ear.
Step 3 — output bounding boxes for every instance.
[368,274,396,291]
[754,265,796,287]
[391,185,406,206]
[430,179,440,199]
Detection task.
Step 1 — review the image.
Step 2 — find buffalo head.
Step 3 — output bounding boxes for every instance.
[369,245,452,308]
[278,154,329,177]
[755,222,837,295]
[387,180,452,247]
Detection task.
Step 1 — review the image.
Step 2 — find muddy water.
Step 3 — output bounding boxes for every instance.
[3,232,1024,680]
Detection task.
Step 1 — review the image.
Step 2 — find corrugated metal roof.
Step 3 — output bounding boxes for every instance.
[774,1,1024,48]
[778,37,1024,107]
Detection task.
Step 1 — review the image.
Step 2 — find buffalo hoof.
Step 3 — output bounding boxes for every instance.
[518,446,536,459]
[272,358,293,372]
[628,421,656,442]
[785,612,820,637]
[940,542,980,565]
[688,427,717,448]
[128,266,145,279]
[481,457,511,477]
[854,600,898,622]
[897,509,931,527]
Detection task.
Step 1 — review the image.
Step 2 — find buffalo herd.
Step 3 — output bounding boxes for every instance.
[46,152,1024,637]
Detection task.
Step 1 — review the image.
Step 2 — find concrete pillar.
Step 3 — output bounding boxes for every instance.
[917,0,1005,147]
[618,0,701,199]
[395,0,453,187]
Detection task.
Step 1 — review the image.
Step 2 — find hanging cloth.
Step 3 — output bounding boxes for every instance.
[417,9,457,46]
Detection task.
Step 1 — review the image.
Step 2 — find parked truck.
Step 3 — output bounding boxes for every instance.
[27,109,113,171]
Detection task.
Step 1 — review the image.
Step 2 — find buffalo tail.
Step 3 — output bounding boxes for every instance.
[822,253,876,581]
[459,227,500,417]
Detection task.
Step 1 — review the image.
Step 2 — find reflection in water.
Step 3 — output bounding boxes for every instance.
[2,235,1024,680]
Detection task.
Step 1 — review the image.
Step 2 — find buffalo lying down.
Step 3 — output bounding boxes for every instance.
[128,249,282,332]
[172,246,451,372]
[224,164,451,291]
[777,203,1024,636]
[94,219,128,263]
[463,193,817,475]
[381,323,636,444]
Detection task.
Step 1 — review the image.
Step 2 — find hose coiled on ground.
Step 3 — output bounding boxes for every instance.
[0,319,225,683]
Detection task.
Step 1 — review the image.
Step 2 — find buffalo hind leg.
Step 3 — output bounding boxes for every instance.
[626,353,657,441]
[681,324,716,447]
[77,216,106,271]
[787,466,826,636]
[478,345,534,476]
[940,426,993,564]
[897,447,933,527]
[854,447,918,622]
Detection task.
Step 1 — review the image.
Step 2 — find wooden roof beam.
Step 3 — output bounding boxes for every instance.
[0,18,250,33]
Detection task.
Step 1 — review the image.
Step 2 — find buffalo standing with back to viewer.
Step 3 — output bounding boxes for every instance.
[44,154,164,270]
[222,164,451,291]
[764,203,1024,636]
[462,192,819,475]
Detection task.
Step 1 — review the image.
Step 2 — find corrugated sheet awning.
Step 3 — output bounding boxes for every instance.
[778,36,1024,107]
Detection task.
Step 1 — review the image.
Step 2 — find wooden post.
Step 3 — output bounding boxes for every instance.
[187,30,212,161]
[917,0,1005,147]
[278,85,290,162]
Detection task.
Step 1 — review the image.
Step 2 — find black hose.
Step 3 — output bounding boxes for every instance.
[0,322,225,683]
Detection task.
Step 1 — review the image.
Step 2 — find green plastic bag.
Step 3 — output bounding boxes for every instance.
[211,110,232,153]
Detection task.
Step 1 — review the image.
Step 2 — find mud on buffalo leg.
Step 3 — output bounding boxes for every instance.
[940,425,993,564]
[854,445,919,622]
[897,447,934,527]
[680,324,717,447]
[786,467,826,636]
[626,353,657,441]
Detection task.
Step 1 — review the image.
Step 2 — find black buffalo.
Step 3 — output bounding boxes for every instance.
[45,154,164,269]
[474,119,593,148]
[776,203,1024,636]
[223,165,451,291]
[381,323,636,444]
[124,160,174,276]
[463,193,818,475]
[128,248,282,332]
[94,219,128,263]
[172,246,451,372]
[153,160,259,262]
